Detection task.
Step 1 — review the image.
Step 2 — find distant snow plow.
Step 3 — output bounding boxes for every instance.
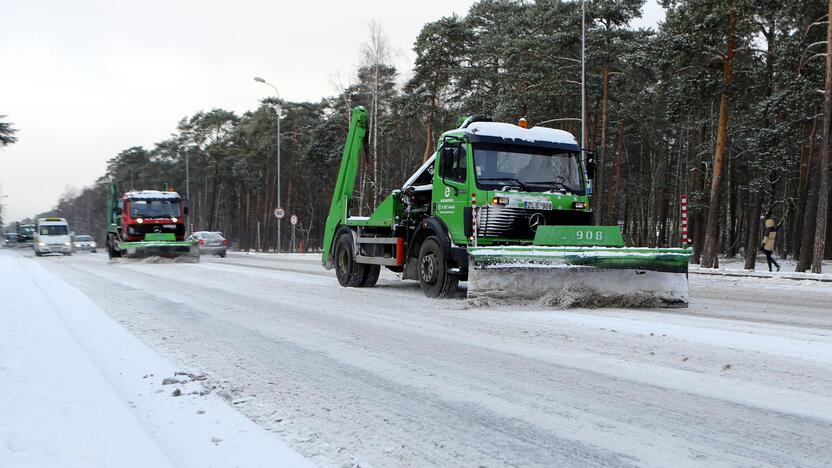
[322,106,690,307]
[106,185,198,261]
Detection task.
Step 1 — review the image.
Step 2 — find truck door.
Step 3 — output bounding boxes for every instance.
[434,138,469,244]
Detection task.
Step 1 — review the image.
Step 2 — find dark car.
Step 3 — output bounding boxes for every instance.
[188,231,227,257]
[3,233,18,247]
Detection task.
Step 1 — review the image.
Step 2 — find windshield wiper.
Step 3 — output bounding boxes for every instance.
[527,180,572,193]
[479,177,528,191]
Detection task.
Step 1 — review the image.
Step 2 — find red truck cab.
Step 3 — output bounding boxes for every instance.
[120,190,186,242]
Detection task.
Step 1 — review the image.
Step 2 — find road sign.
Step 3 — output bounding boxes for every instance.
[290,214,298,226]
[273,208,285,220]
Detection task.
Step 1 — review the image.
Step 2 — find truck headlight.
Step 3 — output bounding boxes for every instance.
[38,242,46,246]
[170,217,177,223]
[64,242,71,246]
[136,218,144,224]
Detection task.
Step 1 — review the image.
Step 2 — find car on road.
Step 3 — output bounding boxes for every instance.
[4,233,19,247]
[73,234,97,253]
[33,217,72,256]
[188,231,227,257]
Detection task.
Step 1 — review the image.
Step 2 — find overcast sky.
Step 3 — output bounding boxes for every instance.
[0,0,664,223]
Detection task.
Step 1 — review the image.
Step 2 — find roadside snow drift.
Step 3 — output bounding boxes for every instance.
[0,251,311,468]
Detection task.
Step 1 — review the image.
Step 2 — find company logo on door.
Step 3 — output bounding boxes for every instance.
[444,186,451,197]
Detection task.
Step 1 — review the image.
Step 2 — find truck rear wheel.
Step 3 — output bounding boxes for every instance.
[334,230,366,287]
[418,237,459,298]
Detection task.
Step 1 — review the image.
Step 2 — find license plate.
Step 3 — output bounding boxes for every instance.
[524,201,552,210]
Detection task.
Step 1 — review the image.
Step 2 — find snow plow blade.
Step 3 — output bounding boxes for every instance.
[467,226,690,307]
[117,238,199,262]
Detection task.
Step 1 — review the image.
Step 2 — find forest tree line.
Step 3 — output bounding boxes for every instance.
[22,0,832,272]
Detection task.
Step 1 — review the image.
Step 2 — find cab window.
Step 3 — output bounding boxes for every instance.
[440,142,467,184]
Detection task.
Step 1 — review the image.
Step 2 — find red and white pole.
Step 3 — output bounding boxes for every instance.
[471,192,478,247]
[681,194,689,246]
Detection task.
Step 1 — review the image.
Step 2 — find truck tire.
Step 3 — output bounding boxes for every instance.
[418,237,459,298]
[334,230,366,287]
[358,265,380,287]
[107,236,121,259]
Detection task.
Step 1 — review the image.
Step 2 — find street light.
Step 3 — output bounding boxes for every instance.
[254,76,282,253]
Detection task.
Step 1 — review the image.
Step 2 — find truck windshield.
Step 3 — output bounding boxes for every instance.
[130,199,180,218]
[40,225,68,236]
[473,144,584,194]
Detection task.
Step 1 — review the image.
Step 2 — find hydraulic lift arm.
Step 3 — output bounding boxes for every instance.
[321,106,369,268]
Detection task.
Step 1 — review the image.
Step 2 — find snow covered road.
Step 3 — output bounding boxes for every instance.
[12,250,832,467]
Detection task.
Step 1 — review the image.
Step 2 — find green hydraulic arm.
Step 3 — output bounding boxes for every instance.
[322,106,369,268]
[107,182,118,234]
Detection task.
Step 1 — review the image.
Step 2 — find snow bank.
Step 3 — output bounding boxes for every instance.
[690,264,832,282]
[0,251,312,468]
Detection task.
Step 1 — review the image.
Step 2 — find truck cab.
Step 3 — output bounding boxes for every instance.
[16,223,35,244]
[116,190,186,242]
[33,217,72,256]
[423,118,593,246]
[106,188,196,259]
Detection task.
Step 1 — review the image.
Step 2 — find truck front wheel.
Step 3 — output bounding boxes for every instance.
[334,230,366,287]
[107,236,121,259]
[418,237,459,298]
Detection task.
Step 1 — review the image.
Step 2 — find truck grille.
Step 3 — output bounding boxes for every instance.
[478,206,592,239]
[127,223,185,236]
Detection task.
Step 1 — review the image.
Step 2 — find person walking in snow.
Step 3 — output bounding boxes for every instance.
[760,217,780,272]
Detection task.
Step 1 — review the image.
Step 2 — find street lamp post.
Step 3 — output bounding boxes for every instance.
[185,148,191,234]
[254,76,282,253]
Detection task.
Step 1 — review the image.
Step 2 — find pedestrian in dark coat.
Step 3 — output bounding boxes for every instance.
[760,217,780,272]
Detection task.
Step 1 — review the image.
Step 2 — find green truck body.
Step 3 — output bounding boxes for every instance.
[322,106,690,305]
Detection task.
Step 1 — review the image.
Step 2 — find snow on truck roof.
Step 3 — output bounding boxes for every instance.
[125,190,180,199]
[464,122,579,148]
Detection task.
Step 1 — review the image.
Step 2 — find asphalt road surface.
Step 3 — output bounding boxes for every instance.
[18,249,832,467]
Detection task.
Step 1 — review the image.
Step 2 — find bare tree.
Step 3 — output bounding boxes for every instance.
[361,20,392,209]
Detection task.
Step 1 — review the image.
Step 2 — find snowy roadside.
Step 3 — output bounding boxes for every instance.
[0,251,312,468]
[690,257,832,282]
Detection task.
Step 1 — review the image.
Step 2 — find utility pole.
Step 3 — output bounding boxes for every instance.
[254,77,282,252]
[185,148,190,235]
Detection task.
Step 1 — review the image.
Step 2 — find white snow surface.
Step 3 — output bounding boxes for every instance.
[0,251,311,468]
[124,190,180,199]
[465,121,578,146]
[12,250,832,467]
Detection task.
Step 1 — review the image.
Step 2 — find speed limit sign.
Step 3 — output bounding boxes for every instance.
[290,214,298,226]
[273,207,285,220]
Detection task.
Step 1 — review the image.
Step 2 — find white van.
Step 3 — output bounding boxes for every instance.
[34,217,72,256]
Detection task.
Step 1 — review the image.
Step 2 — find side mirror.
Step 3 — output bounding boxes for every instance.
[184,206,189,216]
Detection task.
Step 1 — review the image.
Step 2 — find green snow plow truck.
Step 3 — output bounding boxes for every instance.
[322,106,690,306]
[106,185,198,260]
